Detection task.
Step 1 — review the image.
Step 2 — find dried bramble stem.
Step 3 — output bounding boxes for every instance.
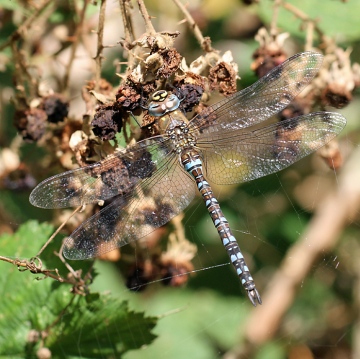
[271,0,324,44]
[11,40,39,99]
[270,0,282,37]
[63,0,90,90]
[57,239,94,293]
[282,1,325,40]
[119,0,136,44]
[94,0,107,92]
[0,255,66,282]
[36,206,83,257]
[119,0,137,77]
[172,0,214,52]
[137,0,156,35]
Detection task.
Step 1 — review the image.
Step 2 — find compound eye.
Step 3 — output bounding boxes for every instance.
[148,103,166,117]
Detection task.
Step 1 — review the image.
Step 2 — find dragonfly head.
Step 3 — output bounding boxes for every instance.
[148,90,181,117]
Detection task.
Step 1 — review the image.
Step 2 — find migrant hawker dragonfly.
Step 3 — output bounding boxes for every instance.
[30,52,346,306]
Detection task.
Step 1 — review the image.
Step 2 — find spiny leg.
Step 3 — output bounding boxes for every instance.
[181,150,262,306]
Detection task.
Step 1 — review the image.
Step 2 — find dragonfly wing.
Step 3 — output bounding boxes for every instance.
[63,155,195,260]
[189,52,323,133]
[197,112,346,185]
[29,137,166,209]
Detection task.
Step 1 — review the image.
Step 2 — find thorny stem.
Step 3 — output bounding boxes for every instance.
[119,0,136,77]
[120,0,136,44]
[63,0,90,90]
[94,0,107,92]
[11,39,39,100]
[172,0,214,52]
[56,237,94,284]
[0,0,53,52]
[36,206,83,257]
[0,255,67,282]
[137,0,156,35]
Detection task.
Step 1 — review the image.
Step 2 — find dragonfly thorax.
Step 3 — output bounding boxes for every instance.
[166,121,196,154]
[148,90,181,117]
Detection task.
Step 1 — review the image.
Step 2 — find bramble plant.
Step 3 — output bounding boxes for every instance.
[0,1,359,358]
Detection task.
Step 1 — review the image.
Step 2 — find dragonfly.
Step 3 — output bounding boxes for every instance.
[30,52,346,306]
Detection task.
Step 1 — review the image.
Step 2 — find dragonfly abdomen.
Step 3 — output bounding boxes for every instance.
[180,149,262,306]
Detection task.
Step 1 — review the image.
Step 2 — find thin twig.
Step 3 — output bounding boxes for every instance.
[56,236,91,281]
[119,0,136,78]
[0,255,67,282]
[62,0,90,90]
[172,0,214,52]
[270,0,282,37]
[120,0,136,44]
[11,40,39,99]
[282,1,325,40]
[137,0,156,35]
[36,206,83,257]
[94,0,107,92]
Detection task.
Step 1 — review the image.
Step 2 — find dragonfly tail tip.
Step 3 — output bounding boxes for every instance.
[248,288,262,307]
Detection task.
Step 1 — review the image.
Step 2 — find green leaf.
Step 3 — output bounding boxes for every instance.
[0,221,157,358]
[258,0,360,42]
[48,296,157,357]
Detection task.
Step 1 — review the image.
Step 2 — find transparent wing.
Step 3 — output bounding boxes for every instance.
[197,112,346,185]
[29,137,166,209]
[63,155,195,260]
[189,52,323,133]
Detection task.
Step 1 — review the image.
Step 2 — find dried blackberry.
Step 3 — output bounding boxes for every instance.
[42,94,69,123]
[176,84,204,113]
[91,105,123,141]
[14,108,47,141]
[116,85,142,111]
[321,83,352,109]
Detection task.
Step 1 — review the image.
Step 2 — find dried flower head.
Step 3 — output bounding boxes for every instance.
[156,48,182,79]
[207,51,239,96]
[318,48,359,108]
[252,27,289,78]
